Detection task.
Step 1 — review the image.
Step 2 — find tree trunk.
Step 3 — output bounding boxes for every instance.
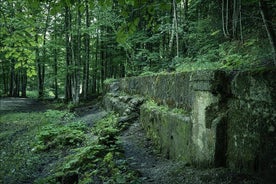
[2,62,8,95]
[9,60,15,97]
[173,0,179,57]
[169,1,175,57]
[259,0,276,65]
[93,28,99,94]
[21,68,27,97]
[83,0,90,99]
[65,5,72,101]
[72,0,81,104]
[239,0,243,42]
[38,3,50,99]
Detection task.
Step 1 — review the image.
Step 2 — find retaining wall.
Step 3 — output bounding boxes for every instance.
[103,69,276,180]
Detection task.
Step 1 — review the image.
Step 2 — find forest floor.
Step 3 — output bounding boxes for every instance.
[0,97,265,184]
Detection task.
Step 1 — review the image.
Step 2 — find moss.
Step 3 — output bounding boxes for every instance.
[140,100,192,162]
[143,100,189,116]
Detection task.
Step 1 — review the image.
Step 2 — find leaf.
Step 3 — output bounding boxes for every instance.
[116,175,126,183]
[125,0,135,6]
[134,18,140,26]
[210,30,220,36]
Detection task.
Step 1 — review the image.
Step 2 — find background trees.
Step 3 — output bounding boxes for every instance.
[1,0,275,102]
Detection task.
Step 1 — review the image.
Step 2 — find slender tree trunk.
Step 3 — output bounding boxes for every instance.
[169,1,175,57]
[2,62,8,94]
[14,72,19,97]
[225,0,230,36]
[222,0,230,38]
[71,0,81,104]
[173,0,179,57]
[182,0,188,20]
[239,0,243,42]
[54,49,58,99]
[53,14,58,99]
[93,29,99,94]
[21,67,27,97]
[83,0,90,99]
[37,5,50,99]
[9,60,15,96]
[259,0,276,65]
[232,0,237,38]
[53,18,58,99]
[101,34,105,92]
[65,5,72,101]
[35,27,43,98]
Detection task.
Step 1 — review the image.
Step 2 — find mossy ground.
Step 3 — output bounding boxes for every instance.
[0,100,140,184]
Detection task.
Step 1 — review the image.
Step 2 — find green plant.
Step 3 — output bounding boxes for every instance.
[104,78,118,85]
[32,121,87,152]
[33,112,141,183]
[43,109,75,122]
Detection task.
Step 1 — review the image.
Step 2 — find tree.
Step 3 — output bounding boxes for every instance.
[1,0,275,99]
[259,0,276,65]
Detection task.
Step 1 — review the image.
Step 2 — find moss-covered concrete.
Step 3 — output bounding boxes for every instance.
[190,91,219,166]
[226,70,276,179]
[140,101,192,162]
[104,69,276,181]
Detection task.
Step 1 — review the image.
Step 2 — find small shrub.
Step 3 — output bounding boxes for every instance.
[32,121,87,152]
[43,109,75,122]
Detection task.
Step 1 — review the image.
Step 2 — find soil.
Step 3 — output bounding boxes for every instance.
[0,97,266,184]
[0,97,47,114]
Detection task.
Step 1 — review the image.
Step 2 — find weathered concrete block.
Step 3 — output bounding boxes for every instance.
[140,102,192,162]
[190,91,220,167]
[227,69,276,177]
[231,70,276,102]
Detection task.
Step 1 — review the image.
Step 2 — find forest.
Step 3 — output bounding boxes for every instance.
[0,0,275,102]
[1,1,276,183]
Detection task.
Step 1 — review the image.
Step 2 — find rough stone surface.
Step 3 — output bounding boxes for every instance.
[140,104,192,162]
[226,70,276,182]
[104,69,276,182]
[190,91,219,167]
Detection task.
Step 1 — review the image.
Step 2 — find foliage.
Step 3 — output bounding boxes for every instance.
[34,112,140,184]
[32,121,86,151]
[0,0,275,99]
[104,78,118,85]
[43,109,75,122]
[1,109,140,183]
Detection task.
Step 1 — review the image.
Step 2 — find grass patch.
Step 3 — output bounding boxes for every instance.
[0,112,53,183]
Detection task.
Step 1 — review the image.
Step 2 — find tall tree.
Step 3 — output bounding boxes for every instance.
[83,0,90,99]
[259,0,276,65]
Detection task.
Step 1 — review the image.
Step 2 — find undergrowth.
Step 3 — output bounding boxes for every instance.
[1,110,140,184]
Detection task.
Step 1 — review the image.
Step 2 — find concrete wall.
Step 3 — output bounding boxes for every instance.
[226,70,276,178]
[103,69,276,178]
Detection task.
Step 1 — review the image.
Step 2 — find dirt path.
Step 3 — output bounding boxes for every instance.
[120,121,177,183]
[0,97,46,114]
